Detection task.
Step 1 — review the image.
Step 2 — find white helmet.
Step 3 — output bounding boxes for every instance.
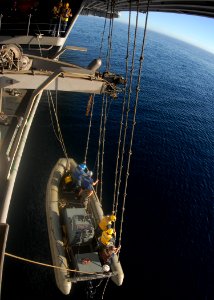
[87,171,93,177]
[102,264,110,272]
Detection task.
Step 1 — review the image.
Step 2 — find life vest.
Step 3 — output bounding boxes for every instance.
[100,231,113,246]
[99,216,112,231]
[64,175,72,184]
[61,8,71,22]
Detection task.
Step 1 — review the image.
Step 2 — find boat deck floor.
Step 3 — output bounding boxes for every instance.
[59,189,87,209]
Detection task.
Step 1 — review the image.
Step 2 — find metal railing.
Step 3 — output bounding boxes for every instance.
[0,14,66,37]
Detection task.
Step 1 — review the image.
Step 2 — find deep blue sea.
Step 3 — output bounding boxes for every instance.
[2,16,214,300]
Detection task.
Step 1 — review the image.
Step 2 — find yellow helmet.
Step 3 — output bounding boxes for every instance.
[65,2,69,8]
[64,175,72,184]
[110,215,116,222]
[107,228,113,235]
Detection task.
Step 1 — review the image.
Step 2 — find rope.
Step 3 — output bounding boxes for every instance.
[84,94,95,163]
[113,0,132,214]
[99,94,108,203]
[99,0,110,59]
[5,252,97,275]
[95,95,113,196]
[47,90,69,166]
[118,1,150,259]
[114,0,140,219]
[95,94,105,194]
[84,93,113,191]
[106,0,115,71]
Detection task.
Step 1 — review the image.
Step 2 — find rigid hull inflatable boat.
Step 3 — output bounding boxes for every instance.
[46,158,124,295]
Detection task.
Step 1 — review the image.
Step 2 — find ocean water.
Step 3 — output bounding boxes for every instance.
[2,15,214,300]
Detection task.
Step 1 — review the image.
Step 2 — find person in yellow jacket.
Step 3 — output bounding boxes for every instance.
[99,228,115,247]
[62,172,73,191]
[61,2,72,31]
[50,1,63,36]
[98,214,116,234]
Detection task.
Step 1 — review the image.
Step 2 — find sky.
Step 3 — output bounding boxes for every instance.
[118,12,214,54]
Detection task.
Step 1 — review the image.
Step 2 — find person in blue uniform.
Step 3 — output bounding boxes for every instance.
[79,170,98,197]
[73,162,88,187]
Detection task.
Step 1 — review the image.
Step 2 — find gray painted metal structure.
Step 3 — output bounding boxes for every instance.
[82,0,214,19]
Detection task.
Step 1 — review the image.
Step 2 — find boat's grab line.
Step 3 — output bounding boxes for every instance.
[5,252,97,275]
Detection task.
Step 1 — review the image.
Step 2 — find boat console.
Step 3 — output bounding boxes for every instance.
[63,207,94,245]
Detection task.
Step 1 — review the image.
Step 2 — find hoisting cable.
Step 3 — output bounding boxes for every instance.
[118,0,150,260]
[86,94,93,117]
[96,0,115,203]
[106,0,116,72]
[95,95,113,197]
[47,90,69,165]
[47,90,68,161]
[112,0,132,215]
[84,94,95,163]
[114,0,140,218]
[99,0,110,59]
[98,94,108,203]
[95,94,105,195]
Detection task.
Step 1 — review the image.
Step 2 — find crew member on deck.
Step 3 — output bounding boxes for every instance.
[50,0,63,36]
[99,244,121,264]
[62,171,73,191]
[99,228,115,248]
[61,2,72,32]
[97,214,116,235]
[73,161,88,188]
[78,170,99,198]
